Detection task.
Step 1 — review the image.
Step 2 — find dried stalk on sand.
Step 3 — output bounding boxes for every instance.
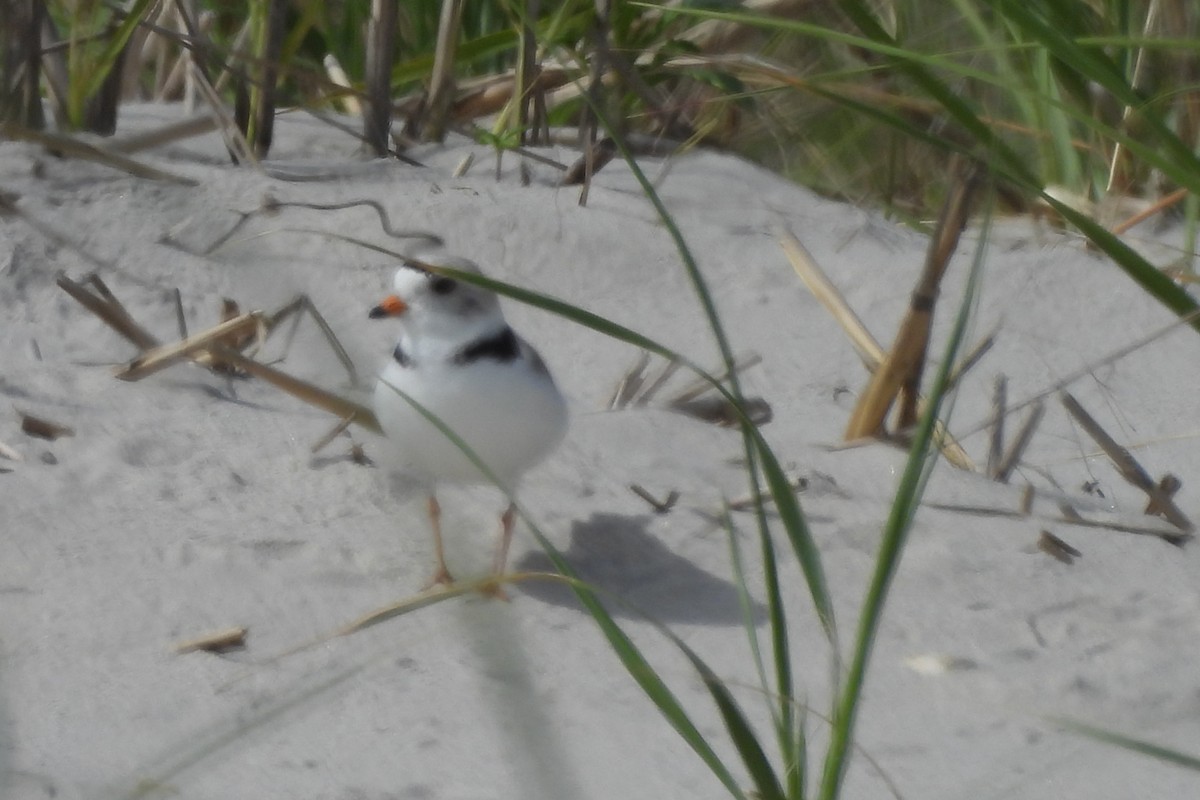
[59,277,381,438]
[779,221,975,470]
[845,161,981,438]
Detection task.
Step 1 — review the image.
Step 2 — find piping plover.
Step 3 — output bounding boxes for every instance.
[369,257,568,596]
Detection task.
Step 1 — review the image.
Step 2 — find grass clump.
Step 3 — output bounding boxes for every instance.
[10,1,1200,797]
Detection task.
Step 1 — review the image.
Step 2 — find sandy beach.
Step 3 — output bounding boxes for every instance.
[3,104,1199,799]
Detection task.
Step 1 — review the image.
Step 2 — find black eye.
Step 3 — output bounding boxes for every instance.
[430,277,457,295]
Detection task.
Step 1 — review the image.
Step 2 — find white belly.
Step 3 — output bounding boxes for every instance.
[373,358,567,489]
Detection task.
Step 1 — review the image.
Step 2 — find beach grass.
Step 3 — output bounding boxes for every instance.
[6,1,1200,797]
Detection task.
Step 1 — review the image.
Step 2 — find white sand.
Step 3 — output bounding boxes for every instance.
[3,105,1199,799]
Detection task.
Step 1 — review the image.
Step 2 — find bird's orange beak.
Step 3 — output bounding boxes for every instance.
[369,295,408,319]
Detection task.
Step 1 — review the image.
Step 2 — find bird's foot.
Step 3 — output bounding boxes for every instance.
[479,575,511,602]
[421,566,455,592]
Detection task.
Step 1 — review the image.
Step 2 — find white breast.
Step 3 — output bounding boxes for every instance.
[373,348,567,490]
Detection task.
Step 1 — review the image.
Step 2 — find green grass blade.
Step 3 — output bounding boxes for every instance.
[672,636,788,800]
[91,0,157,93]
[649,0,1033,182]
[755,496,798,794]
[707,3,1200,339]
[560,578,753,800]
[1039,196,1200,332]
[990,0,1200,185]
[392,27,522,85]
[835,0,1030,180]
[295,148,842,651]
[110,667,364,800]
[586,98,839,646]
[1051,717,1200,772]
[453,266,840,652]
[723,482,800,794]
[377,379,750,799]
[818,196,992,800]
[721,505,776,726]
[750,424,838,647]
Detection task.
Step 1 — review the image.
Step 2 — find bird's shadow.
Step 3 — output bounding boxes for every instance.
[515,513,766,627]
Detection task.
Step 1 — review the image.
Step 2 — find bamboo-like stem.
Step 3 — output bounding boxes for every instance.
[844,163,980,439]
[363,0,397,156]
[423,0,465,142]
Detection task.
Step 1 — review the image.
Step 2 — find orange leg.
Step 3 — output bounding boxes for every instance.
[482,503,517,601]
[421,494,454,590]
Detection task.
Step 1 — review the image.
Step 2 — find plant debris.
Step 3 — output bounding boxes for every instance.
[608,350,773,428]
[1038,530,1082,565]
[1061,391,1193,537]
[20,411,74,441]
[629,484,680,514]
[173,626,248,655]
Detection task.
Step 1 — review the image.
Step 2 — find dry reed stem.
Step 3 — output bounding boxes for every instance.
[188,60,258,167]
[173,626,248,654]
[1110,187,1187,235]
[1145,474,1182,517]
[0,438,22,462]
[153,7,193,101]
[310,415,356,454]
[1060,391,1193,535]
[423,0,465,142]
[19,411,74,440]
[1020,483,1035,515]
[0,122,197,185]
[165,0,212,110]
[987,375,1007,477]
[172,288,187,338]
[61,278,378,432]
[1104,0,1159,195]
[863,163,979,434]
[923,498,1188,545]
[607,351,772,426]
[945,331,995,390]
[115,313,264,381]
[244,0,286,158]
[577,0,615,206]
[780,228,883,370]
[56,274,160,349]
[210,18,251,94]
[607,351,651,409]
[322,54,361,115]
[260,294,360,387]
[452,153,474,177]
[207,345,381,433]
[993,400,1045,484]
[363,0,397,156]
[634,358,683,407]
[781,226,975,470]
[516,0,542,145]
[629,484,680,514]
[961,308,1200,439]
[107,113,221,154]
[670,395,772,427]
[1038,530,1082,564]
[562,138,618,186]
[668,353,761,406]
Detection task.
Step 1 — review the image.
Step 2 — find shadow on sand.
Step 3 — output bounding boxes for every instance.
[514,512,766,626]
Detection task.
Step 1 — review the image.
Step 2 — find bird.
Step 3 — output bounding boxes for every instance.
[368,256,568,597]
